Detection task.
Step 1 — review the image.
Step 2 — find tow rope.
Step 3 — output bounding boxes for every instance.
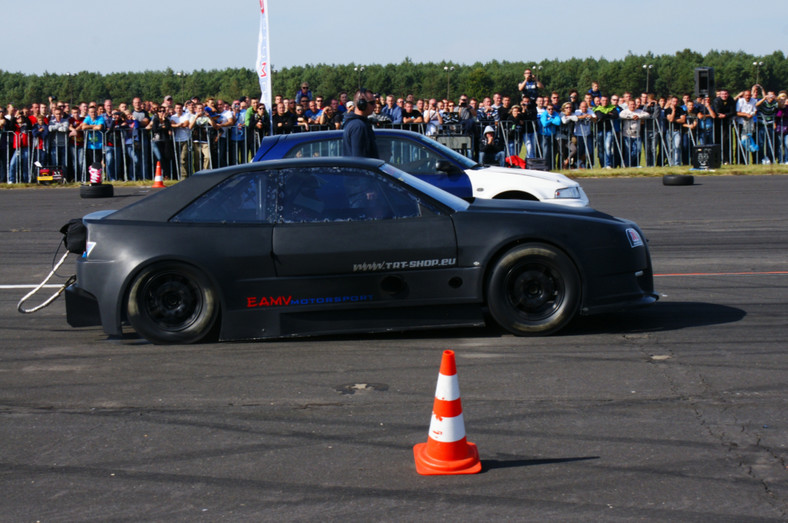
[17,252,76,314]
[18,218,85,314]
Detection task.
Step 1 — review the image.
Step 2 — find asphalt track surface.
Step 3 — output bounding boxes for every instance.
[1,175,786,522]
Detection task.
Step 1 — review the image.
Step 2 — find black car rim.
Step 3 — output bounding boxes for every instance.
[141,272,202,331]
[504,262,564,320]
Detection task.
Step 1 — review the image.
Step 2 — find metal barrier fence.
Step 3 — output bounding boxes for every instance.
[3,111,788,183]
[455,114,785,169]
[1,123,266,183]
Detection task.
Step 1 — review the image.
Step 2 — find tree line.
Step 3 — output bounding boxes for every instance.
[2,49,785,107]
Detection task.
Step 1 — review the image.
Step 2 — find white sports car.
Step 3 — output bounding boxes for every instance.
[253,128,589,207]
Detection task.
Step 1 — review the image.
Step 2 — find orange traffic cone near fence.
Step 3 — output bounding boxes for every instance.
[152,161,165,188]
[413,350,481,475]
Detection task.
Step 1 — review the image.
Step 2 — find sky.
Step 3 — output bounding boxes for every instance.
[3,0,786,75]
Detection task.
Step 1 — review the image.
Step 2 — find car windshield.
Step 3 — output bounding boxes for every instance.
[398,132,479,170]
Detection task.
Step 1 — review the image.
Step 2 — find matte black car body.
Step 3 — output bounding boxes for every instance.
[65,157,657,344]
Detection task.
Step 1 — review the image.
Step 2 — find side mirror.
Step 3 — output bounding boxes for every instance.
[436,160,453,173]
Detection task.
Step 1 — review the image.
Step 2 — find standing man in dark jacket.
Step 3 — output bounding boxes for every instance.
[342,88,378,159]
[712,89,736,164]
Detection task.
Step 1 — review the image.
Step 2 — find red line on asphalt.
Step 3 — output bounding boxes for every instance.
[655,271,788,277]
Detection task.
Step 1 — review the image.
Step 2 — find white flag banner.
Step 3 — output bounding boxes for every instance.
[256,0,272,133]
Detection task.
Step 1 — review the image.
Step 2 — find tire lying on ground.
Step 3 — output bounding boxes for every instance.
[662,174,694,186]
[80,184,114,198]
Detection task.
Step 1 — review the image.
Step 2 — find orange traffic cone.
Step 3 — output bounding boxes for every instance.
[152,161,165,188]
[413,350,481,475]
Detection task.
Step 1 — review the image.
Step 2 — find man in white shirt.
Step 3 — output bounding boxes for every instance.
[571,101,596,168]
[618,100,649,167]
[215,101,235,167]
[423,98,443,137]
[170,102,192,178]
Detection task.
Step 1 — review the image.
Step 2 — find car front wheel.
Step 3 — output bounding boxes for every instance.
[486,243,580,335]
[127,263,218,344]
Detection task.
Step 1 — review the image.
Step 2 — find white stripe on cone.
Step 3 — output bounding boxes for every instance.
[429,413,466,443]
[434,373,460,401]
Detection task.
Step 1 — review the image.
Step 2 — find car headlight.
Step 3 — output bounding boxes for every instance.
[554,186,580,199]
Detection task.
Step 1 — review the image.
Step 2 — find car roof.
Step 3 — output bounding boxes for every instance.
[107,157,388,222]
[264,128,417,142]
[253,128,430,160]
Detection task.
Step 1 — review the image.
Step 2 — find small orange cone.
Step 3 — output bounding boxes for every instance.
[413,350,481,475]
[152,161,165,188]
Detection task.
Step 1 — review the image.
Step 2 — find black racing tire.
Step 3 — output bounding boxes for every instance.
[126,263,218,344]
[662,174,694,186]
[80,183,114,198]
[486,243,581,336]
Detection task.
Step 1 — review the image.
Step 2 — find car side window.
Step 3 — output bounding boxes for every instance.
[378,136,443,175]
[171,172,276,224]
[278,167,425,223]
[283,138,343,159]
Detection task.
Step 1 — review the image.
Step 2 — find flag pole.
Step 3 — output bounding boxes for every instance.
[256,0,273,136]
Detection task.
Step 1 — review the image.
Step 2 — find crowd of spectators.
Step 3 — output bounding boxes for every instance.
[0,94,270,183]
[3,74,788,183]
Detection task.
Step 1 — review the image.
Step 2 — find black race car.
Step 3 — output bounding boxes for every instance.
[65,157,657,344]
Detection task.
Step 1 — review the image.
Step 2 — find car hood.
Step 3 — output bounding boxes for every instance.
[474,165,580,187]
[466,197,615,221]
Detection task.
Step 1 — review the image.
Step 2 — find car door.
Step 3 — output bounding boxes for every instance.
[170,171,278,312]
[271,165,458,306]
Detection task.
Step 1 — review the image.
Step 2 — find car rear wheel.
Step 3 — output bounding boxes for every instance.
[486,243,580,335]
[127,263,218,344]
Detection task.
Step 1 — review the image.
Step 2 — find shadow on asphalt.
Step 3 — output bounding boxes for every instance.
[109,301,746,346]
[566,301,746,335]
[482,455,600,473]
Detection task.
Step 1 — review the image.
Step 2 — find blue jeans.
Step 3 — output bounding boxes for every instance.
[479,150,505,166]
[70,145,85,181]
[152,141,172,177]
[597,130,616,167]
[624,137,641,167]
[758,124,775,162]
[506,139,521,157]
[49,145,68,168]
[104,147,117,181]
[668,131,682,166]
[523,133,537,158]
[9,148,29,183]
[541,135,555,170]
[126,144,139,181]
[782,134,788,163]
[698,124,713,146]
[643,128,659,166]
